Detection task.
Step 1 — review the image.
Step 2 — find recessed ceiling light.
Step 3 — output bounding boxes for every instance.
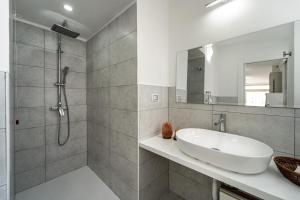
[64,4,73,12]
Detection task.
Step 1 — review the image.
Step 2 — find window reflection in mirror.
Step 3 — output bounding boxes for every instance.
[176,21,298,108]
[244,59,287,107]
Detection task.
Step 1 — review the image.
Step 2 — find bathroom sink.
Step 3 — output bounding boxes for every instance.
[176,128,273,174]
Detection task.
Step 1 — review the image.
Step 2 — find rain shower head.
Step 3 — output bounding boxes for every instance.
[51,24,80,38]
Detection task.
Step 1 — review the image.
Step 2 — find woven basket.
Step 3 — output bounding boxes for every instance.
[274,156,300,186]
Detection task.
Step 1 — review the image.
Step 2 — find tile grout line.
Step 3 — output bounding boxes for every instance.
[294,109,296,157]
[43,29,47,182]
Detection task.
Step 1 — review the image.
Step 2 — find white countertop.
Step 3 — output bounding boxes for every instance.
[140,135,300,200]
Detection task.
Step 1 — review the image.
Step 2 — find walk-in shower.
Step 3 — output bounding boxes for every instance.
[50,21,80,146]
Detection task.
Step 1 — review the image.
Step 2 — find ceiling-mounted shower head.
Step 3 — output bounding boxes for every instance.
[51,22,80,38]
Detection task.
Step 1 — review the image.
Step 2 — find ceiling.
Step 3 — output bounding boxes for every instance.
[14,0,134,40]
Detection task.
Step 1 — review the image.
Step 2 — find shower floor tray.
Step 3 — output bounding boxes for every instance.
[15,166,119,200]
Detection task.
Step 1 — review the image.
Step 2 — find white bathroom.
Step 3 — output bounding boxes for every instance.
[1,0,300,200]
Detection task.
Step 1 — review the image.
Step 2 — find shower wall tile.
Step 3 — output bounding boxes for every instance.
[110,4,137,42]
[45,31,86,58]
[15,21,44,48]
[88,138,111,167]
[87,4,137,200]
[88,138,111,185]
[87,106,110,127]
[15,127,45,151]
[45,50,86,73]
[14,21,87,192]
[87,68,110,88]
[110,109,137,137]
[0,74,5,129]
[45,121,87,145]
[15,65,44,87]
[45,88,86,106]
[110,152,138,190]
[15,107,45,129]
[46,137,87,164]
[15,87,44,107]
[295,109,300,118]
[45,105,87,125]
[110,58,137,86]
[62,37,86,58]
[91,48,111,71]
[110,130,137,164]
[45,69,86,89]
[87,122,110,148]
[0,185,6,200]
[46,152,86,181]
[65,72,87,89]
[88,26,111,54]
[15,146,45,174]
[87,88,110,107]
[110,31,137,65]
[110,85,137,111]
[0,129,6,186]
[15,166,45,193]
[44,31,57,51]
[110,172,138,200]
[15,43,44,68]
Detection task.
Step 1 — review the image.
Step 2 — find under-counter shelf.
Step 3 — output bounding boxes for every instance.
[139,135,300,200]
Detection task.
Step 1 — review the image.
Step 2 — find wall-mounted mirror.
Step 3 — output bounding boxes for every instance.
[176,21,300,108]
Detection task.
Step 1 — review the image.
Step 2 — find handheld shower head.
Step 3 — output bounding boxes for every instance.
[62,67,70,83]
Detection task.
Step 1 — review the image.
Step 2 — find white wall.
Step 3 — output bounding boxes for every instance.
[169,0,300,86]
[0,0,10,72]
[294,21,300,107]
[137,0,170,86]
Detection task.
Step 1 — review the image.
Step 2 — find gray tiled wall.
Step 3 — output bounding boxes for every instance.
[138,85,170,200]
[168,87,300,199]
[86,4,138,200]
[296,109,300,157]
[0,72,7,200]
[14,21,87,193]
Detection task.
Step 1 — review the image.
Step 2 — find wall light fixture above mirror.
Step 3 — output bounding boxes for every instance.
[176,21,300,108]
[205,0,230,8]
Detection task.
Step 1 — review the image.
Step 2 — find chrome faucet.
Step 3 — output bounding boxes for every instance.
[214,114,226,132]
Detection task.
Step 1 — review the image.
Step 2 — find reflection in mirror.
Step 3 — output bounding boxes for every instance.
[244,59,287,107]
[176,21,299,108]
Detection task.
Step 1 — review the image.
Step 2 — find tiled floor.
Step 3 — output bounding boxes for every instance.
[15,166,119,200]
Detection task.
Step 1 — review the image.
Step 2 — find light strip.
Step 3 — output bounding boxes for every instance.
[205,0,227,8]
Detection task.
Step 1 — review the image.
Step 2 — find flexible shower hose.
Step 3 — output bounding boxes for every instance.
[58,85,70,146]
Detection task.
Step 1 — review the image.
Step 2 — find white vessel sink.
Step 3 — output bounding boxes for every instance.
[176,128,273,174]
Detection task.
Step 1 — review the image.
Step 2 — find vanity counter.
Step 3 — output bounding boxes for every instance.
[140,135,300,200]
